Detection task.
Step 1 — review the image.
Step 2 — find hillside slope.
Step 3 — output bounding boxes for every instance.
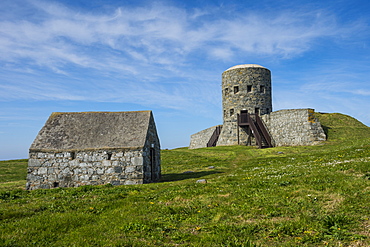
[0,113,369,246]
[316,112,370,143]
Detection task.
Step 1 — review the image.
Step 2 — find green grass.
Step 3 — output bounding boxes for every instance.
[1,113,370,246]
[0,159,28,191]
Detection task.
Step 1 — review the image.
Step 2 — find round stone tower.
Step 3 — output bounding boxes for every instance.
[217,64,272,146]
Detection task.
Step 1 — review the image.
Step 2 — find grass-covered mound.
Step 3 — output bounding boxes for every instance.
[1,113,370,246]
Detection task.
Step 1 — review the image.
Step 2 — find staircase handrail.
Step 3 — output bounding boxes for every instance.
[254,114,272,147]
[207,126,222,147]
[247,114,263,148]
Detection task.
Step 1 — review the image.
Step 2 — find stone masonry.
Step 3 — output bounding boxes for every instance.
[261,109,326,146]
[189,125,222,149]
[27,149,147,189]
[27,111,161,190]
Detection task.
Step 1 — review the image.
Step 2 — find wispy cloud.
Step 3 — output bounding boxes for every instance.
[0,0,367,116]
[1,1,358,72]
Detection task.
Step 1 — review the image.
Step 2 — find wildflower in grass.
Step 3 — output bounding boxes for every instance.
[195,226,201,231]
[150,202,154,204]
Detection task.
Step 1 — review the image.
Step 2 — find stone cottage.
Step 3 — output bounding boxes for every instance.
[27,111,160,190]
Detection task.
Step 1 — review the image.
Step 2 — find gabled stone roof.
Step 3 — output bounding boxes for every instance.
[30,111,153,151]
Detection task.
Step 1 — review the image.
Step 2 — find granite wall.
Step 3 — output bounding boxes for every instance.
[222,65,272,120]
[261,109,326,147]
[189,109,326,149]
[189,125,222,149]
[26,148,157,190]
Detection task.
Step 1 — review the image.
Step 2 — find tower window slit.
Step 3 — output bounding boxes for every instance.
[255,108,260,115]
[107,152,112,160]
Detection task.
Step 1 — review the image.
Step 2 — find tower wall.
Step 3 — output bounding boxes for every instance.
[217,64,272,146]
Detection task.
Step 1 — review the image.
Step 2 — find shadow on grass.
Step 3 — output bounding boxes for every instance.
[160,171,223,182]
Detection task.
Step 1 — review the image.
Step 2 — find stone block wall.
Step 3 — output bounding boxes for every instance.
[143,116,161,182]
[222,65,272,122]
[216,121,238,146]
[261,109,326,146]
[191,109,326,149]
[189,125,222,149]
[26,149,146,190]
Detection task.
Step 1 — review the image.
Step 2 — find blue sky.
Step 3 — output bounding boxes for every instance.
[1,0,370,160]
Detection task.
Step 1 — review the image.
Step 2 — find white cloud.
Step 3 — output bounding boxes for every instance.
[0,0,367,122]
[0,1,358,72]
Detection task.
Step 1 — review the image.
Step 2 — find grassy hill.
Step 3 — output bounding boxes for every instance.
[1,113,370,246]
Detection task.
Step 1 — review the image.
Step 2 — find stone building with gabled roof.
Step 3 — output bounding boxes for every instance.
[27,110,160,190]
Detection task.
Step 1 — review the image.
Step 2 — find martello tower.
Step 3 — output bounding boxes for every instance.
[217,64,272,146]
[190,64,326,149]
